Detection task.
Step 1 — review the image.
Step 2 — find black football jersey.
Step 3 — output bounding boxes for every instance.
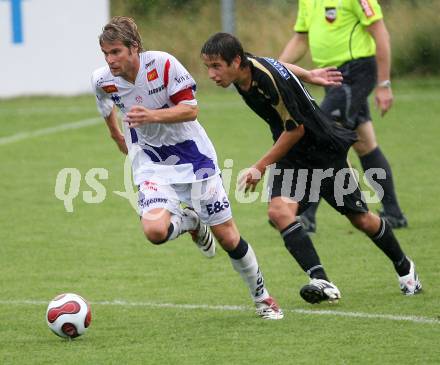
[234,55,357,167]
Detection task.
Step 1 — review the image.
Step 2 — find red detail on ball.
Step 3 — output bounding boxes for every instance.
[84,303,92,328]
[62,323,79,338]
[47,301,81,323]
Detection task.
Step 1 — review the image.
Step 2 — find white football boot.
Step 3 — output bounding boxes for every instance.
[300,278,341,304]
[182,207,216,258]
[255,296,284,320]
[398,258,422,295]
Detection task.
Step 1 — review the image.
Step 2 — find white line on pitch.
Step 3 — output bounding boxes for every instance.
[0,299,438,325]
[0,117,101,146]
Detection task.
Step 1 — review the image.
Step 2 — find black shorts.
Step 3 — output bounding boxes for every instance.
[268,158,369,216]
[321,57,377,130]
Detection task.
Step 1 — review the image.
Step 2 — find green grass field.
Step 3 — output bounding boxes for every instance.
[1,79,439,364]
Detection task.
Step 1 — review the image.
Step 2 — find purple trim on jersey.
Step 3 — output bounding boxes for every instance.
[143,140,216,179]
[130,129,138,143]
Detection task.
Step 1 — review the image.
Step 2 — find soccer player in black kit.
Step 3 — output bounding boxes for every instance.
[201,33,421,303]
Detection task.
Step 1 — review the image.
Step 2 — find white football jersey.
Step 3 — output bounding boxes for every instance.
[92,51,220,185]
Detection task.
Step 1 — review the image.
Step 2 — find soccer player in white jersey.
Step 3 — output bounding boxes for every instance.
[91,16,283,319]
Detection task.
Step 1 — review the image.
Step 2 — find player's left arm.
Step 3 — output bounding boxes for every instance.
[367,19,393,116]
[280,62,342,87]
[239,125,305,192]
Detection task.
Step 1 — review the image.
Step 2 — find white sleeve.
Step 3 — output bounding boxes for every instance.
[165,55,197,100]
[91,73,114,118]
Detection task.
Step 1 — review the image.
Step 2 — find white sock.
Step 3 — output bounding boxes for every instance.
[167,209,199,241]
[229,244,269,303]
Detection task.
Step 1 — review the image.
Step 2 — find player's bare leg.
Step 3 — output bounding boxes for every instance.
[141,208,172,244]
[141,208,212,256]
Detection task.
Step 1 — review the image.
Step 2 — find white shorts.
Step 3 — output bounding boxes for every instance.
[138,175,232,226]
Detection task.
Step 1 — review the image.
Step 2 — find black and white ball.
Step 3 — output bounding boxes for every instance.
[46,293,91,338]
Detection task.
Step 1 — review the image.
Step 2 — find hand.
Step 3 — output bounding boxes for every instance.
[125,105,157,128]
[112,132,128,155]
[375,87,393,116]
[238,165,265,193]
[308,67,343,87]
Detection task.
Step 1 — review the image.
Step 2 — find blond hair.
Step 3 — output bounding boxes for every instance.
[99,16,144,53]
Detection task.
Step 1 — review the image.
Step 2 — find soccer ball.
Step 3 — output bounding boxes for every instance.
[46,293,92,338]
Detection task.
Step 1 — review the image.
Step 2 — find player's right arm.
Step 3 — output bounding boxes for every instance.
[104,107,127,155]
[240,126,305,192]
[91,70,127,155]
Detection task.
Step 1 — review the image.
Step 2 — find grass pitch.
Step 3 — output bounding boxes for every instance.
[1,79,439,364]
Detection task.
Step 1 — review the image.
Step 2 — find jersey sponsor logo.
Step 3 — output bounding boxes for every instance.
[206,197,230,216]
[359,0,375,17]
[111,94,126,110]
[148,84,165,95]
[263,57,290,80]
[138,194,168,209]
[96,77,114,87]
[135,95,143,104]
[174,74,191,84]
[147,68,159,81]
[145,59,155,68]
[325,7,337,23]
[142,181,158,191]
[102,84,118,93]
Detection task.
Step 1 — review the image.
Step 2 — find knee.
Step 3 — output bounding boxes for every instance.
[353,139,377,156]
[349,212,377,234]
[216,229,240,250]
[143,225,169,245]
[267,205,294,228]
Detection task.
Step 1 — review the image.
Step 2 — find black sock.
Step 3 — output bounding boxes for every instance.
[371,218,410,276]
[281,221,329,280]
[165,224,174,241]
[227,237,249,260]
[360,147,403,217]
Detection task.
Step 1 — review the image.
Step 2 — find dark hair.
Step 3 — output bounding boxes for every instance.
[99,16,144,53]
[201,32,249,68]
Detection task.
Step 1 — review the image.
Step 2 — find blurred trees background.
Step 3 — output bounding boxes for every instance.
[110,0,440,79]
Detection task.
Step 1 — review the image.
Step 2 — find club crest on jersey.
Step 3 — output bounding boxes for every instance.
[147,69,159,81]
[102,84,118,93]
[135,95,143,104]
[325,7,337,23]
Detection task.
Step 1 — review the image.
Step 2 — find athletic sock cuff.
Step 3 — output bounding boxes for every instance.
[227,237,249,260]
[280,221,302,238]
[359,146,381,163]
[306,265,324,277]
[372,217,386,240]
